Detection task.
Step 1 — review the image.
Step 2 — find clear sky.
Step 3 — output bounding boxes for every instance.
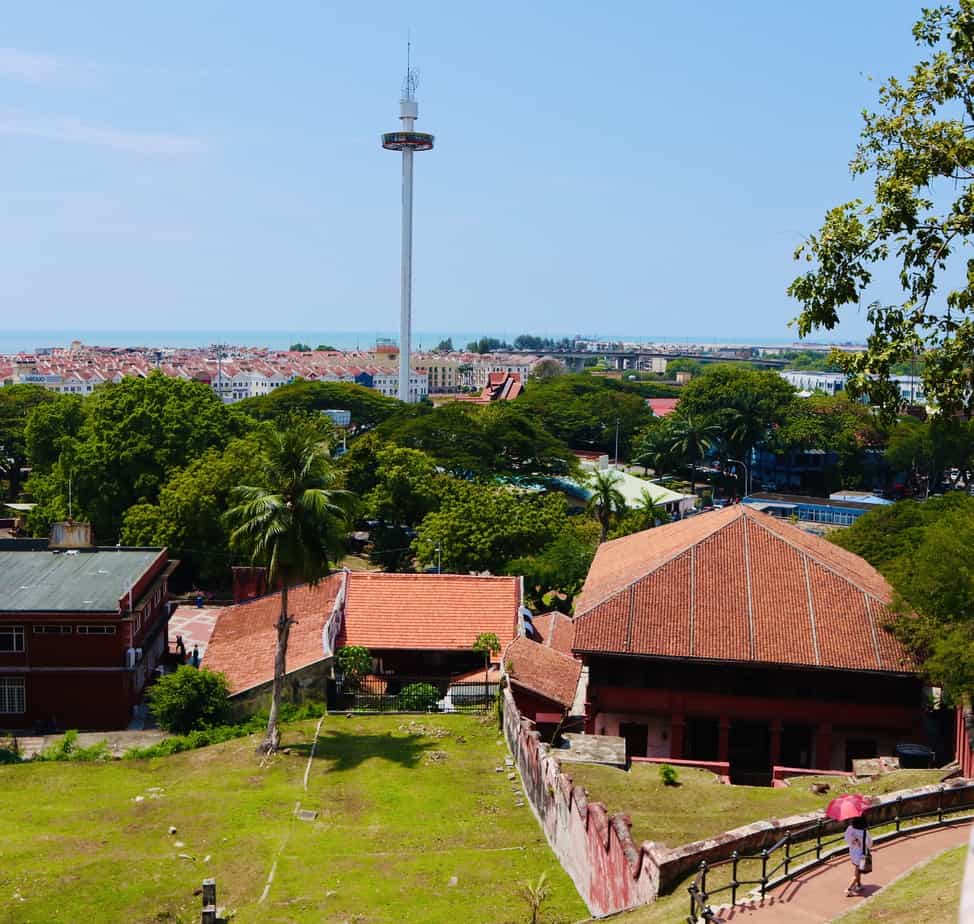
[0,1,930,342]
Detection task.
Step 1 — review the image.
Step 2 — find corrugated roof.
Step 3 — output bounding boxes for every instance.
[0,548,165,612]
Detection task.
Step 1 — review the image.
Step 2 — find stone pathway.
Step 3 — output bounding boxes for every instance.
[712,821,971,922]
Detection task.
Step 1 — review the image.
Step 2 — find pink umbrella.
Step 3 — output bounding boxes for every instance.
[826,793,871,821]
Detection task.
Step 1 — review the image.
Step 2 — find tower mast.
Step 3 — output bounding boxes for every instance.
[382,45,434,402]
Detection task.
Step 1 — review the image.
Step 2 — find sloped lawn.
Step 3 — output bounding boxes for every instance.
[0,715,587,923]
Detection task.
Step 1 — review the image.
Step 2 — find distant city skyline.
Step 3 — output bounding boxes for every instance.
[0,2,930,341]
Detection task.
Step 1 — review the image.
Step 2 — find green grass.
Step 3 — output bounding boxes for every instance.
[0,714,588,923]
[839,844,966,923]
[564,764,946,852]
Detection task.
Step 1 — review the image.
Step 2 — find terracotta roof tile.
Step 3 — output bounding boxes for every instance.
[572,506,914,674]
[531,611,576,653]
[504,636,582,710]
[339,573,519,650]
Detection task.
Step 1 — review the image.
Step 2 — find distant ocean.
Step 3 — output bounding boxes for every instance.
[0,329,806,355]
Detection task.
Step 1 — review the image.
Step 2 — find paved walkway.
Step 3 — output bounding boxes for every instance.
[712,821,971,922]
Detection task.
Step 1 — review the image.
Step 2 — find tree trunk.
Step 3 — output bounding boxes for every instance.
[260,583,291,754]
[598,510,608,544]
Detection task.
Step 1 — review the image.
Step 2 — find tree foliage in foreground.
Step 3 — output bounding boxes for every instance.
[789,2,974,417]
[237,379,401,430]
[147,666,232,734]
[0,384,57,500]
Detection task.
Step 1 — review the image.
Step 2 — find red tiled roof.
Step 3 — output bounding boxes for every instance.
[530,611,576,653]
[203,572,521,695]
[339,572,520,650]
[504,636,582,710]
[202,575,343,694]
[572,506,914,673]
[647,398,679,416]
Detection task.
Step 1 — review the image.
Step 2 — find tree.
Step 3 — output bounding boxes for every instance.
[24,372,246,541]
[465,337,511,354]
[146,666,231,734]
[225,420,351,753]
[289,342,312,352]
[668,413,720,494]
[632,419,678,476]
[507,523,598,612]
[120,431,271,586]
[413,481,569,574]
[789,3,974,417]
[586,469,627,543]
[336,645,372,686]
[237,380,400,430]
[528,358,565,384]
[0,384,57,500]
[608,489,671,540]
[434,337,454,352]
[472,632,501,692]
[884,417,974,496]
[315,344,337,351]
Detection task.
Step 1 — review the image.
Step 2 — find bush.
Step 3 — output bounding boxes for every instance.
[399,682,440,712]
[35,730,111,763]
[659,763,680,787]
[337,645,372,685]
[147,666,231,734]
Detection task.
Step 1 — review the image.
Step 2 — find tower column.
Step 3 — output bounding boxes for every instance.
[399,145,414,402]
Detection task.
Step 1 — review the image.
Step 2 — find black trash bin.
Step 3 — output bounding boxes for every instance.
[894,742,935,768]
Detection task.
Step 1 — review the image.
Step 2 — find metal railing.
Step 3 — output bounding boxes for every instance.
[687,786,974,923]
[331,674,497,715]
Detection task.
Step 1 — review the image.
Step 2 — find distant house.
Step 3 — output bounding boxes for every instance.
[568,506,925,783]
[0,523,175,730]
[646,397,679,417]
[202,572,522,707]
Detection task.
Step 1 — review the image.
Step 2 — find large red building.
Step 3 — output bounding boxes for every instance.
[0,524,174,731]
[570,506,925,784]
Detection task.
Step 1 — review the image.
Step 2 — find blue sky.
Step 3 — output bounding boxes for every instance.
[0,2,929,342]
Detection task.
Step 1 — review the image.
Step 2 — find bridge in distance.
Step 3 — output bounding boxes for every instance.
[506,348,789,372]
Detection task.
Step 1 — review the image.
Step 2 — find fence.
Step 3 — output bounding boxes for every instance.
[686,784,974,922]
[330,674,498,715]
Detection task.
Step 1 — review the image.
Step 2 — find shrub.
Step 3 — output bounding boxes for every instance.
[35,730,111,763]
[659,763,680,787]
[399,682,440,712]
[337,645,372,685]
[147,666,231,734]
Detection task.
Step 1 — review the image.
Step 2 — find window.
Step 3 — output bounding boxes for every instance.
[0,677,25,714]
[33,625,72,635]
[0,626,25,652]
[77,625,116,635]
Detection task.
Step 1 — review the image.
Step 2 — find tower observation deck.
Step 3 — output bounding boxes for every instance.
[382,58,434,403]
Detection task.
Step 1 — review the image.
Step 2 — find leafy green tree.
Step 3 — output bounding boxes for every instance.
[434,337,454,352]
[147,666,232,734]
[608,489,671,540]
[336,646,372,686]
[315,344,337,351]
[226,419,351,753]
[237,380,400,430]
[472,632,501,690]
[120,431,270,585]
[668,413,720,495]
[632,419,678,476]
[24,372,246,541]
[413,481,569,574]
[507,523,598,612]
[884,417,974,496]
[789,3,974,417]
[0,384,57,500]
[465,337,511,354]
[586,469,627,543]
[528,358,566,383]
[289,342,312,352]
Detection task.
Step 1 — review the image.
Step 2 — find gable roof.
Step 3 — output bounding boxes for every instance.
[504,636,582,710]
[202,575,344,694]
[530,611,576,653]
[338,572,520,650]
[573,506,913,674]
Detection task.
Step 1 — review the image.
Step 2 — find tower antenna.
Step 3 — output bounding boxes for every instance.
[382,40,434,403]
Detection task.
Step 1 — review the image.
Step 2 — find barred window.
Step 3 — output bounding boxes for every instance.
[77,625,116,636]
[0,626,25,652]
[0,678,25,714]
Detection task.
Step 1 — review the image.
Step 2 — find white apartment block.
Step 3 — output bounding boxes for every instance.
[371,370,428,402]
[780,371,926,404]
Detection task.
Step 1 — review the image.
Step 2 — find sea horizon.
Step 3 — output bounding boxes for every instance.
[0,328,858,355]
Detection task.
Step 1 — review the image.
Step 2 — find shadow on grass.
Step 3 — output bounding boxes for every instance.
[288,731,434,771]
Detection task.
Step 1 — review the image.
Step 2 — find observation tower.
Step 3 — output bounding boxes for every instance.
[382,50,434,403]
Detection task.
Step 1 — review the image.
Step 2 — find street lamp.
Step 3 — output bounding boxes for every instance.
[435,544,442,574]
[726,458,750,498]
[614,417,620,467]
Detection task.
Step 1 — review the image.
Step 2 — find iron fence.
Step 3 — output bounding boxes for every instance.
[331,674,498,715]
[687,785,974,922]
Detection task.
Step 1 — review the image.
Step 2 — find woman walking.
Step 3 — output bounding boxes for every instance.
[844,816,872,896]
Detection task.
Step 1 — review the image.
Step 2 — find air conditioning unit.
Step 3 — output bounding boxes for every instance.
[125,648,136,669]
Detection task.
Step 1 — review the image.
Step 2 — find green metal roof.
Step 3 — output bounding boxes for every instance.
[0,548,163,613]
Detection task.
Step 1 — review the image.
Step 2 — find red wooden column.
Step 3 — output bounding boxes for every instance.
[815,723,833,770]
[669,712,686,759]
[718,717,731,763]
[770,719,783,767]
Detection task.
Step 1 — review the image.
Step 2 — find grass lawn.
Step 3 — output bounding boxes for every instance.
[564,763,946,852]
[838,844,966,923]
[0,714,588,924]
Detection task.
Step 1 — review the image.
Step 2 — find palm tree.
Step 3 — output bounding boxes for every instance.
[637,489,670,529]
[226,420,349,754]
[632,425,675,477]
[669,413,720,496]
[586,469,627,543]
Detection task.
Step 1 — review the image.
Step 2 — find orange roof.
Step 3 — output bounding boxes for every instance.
[647,398,679,416]
[504,636,582,710]
[339,572,520,650]
[573,506,914,674]
[530,611,576,653]
[202,575,343,694]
